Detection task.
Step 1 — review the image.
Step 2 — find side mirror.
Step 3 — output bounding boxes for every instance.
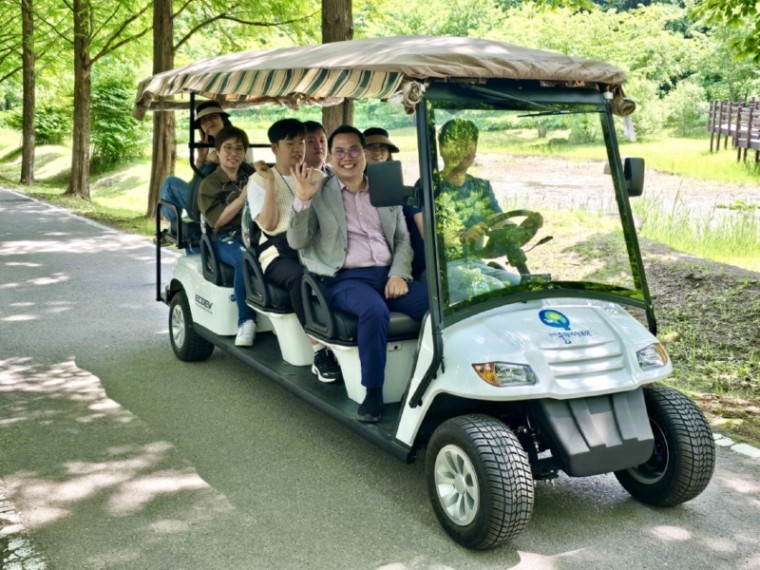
[624,157,645,197]
[367,160,410,207]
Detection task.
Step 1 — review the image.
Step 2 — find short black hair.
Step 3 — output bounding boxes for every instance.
[214,126,250,151]
[328,125,365,151]
[267,118,306,143]
[304,120,326,135]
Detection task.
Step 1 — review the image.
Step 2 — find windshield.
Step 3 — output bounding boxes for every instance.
[420,100,644,320]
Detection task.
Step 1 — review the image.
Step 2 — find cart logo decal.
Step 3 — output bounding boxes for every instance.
[195,294,213,313]
[539,310,571,330]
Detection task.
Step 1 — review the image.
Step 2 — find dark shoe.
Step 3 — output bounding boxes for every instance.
[153,229,172,247]
[311,348,342,383]
[356,390,383,423]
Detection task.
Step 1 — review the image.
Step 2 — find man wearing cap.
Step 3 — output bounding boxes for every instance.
[156,101,232,248]
[362,127,400,165]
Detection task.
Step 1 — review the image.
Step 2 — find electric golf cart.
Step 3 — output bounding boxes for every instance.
[135,36,715,550]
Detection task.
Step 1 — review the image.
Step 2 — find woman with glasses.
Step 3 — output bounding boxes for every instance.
[197,126,258,347]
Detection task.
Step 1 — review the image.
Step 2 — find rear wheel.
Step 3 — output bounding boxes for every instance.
[169,290,214,362]
[615,386,715,506]
[426,414,534,550]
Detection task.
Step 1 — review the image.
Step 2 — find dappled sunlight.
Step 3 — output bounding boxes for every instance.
[109,470,211,515]
[0,356,234,539]
[0,234,146,256]
[648,525,691,542]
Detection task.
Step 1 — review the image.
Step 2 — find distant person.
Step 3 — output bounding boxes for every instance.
[287,125,428,423]
[156,101,231,248]
[197,126,258,347]
[247,118,342,383]
[304,120,331,174]
[363,127,399,165]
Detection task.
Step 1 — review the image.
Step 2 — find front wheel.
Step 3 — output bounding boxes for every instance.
[615,386,715,506]
[169,290,214,362]
[426,414,534,550]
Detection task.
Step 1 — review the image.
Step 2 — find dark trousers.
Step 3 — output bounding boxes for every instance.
[264,256,306,326]
[325,266,428,390]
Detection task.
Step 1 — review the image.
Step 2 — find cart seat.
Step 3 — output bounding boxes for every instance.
[301,271,421,346]
[199,217,234,287]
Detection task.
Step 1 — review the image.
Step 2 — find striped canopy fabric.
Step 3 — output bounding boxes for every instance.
[134,35,627,119]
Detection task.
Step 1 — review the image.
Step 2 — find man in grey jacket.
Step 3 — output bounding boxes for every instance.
[287,125,428,422]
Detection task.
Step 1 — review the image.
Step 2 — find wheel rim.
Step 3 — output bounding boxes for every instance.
[171,303,186,349]
[627,419,669,484]
[434,444,480,526]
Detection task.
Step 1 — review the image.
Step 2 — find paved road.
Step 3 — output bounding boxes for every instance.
[0,187,758,570]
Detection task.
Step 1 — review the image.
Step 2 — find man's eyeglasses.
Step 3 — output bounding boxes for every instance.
[221,144,246,154]
[332,147,362,160]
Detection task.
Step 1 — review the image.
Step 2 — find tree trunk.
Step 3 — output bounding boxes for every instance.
[20,0,35,185]
[322,0,353,135]
[66,0,92,199]
[147,0,175,218]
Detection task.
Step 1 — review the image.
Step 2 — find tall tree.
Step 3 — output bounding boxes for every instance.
[322,0,354,135]
[693,0,760,63]
[43,0,151,199]
[147,0,174,218]
[20,0,35,184]
[145,1,318,218]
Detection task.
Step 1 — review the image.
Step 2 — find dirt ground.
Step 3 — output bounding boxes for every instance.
[499,156,760,446]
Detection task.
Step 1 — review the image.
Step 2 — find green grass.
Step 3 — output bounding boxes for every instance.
[633,195,760,271]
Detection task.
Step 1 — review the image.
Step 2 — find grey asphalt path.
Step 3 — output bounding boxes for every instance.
[0,187,759,570]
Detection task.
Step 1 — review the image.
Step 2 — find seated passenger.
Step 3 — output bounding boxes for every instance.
[157,101,231,249]
[197,126,257,347]
[362,127,399,165]
[247,118,342,383]
[287,125,428,423]
[304,120,332,175]
[363,127,425,281]
[435,118,540,302]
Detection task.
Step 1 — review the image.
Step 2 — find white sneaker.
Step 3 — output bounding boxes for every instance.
[235,320,256,347]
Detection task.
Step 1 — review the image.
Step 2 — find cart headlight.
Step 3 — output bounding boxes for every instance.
[636,343,668,369]
[472,362,537,387]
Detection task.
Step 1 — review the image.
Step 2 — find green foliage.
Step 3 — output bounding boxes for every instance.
[4,104,72,145]
[692,0,760,63]
[360,0,506,37]
[663,79,706,136]
[91,64,149,170]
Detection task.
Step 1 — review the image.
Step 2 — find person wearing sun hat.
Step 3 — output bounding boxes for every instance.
[362,127,400,165]
[156,100,233,250]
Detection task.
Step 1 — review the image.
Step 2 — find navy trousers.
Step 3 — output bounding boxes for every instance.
[325,266,428,390]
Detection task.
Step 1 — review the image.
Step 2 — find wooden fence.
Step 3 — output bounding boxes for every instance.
[707,98,760,162]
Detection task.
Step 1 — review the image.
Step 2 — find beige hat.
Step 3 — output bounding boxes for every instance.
[363,127,400,153]
[193,101,230,128]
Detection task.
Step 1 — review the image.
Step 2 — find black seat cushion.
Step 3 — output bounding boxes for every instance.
[242,249,292,313]
[301,271,421,345]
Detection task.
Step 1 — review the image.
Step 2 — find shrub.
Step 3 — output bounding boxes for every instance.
[91,72,148,170]
[5,104,71,145]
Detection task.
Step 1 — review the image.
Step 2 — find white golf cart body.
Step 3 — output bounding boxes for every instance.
[136,36,714,550]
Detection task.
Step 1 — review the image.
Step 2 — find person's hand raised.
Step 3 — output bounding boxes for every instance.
[291,162,319,201]
[254,161,274,181]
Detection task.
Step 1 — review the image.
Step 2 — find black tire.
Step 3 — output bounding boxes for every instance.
[169,290,214,362]
[426,414,534,550]
[615,386,715,506]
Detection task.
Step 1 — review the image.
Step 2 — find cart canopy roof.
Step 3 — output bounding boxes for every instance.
[133,35,627,119]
